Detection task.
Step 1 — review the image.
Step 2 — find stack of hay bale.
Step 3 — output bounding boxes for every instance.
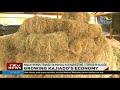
[0,12,119,78]
[0,35,16,70]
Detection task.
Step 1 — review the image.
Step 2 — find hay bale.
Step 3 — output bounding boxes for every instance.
[45,31,69,53]
[1,12,119,78]
[16,53,49,63]
[25,33,44,54]
[36,31,69,62]
[0,52,16,70]
[42,74,105,78]
[18,75,44,78]
[0,35,15,53]
[12,32,28,53]
[88,24,103,38]
[15,33,50,63]
[0,74,22,78]
[67,23,109,59]
[70,37,100,62]
[16,31,70,63]
[50,51,80,63]
[59,20,103,43]
[69,33,117,71]
[25,31,69,54]
[62,12,90,23]
[59,20,89,42]
[19,16,61,34]
[0,35,16,70]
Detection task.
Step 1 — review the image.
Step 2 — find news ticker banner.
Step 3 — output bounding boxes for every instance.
[0,71,120,74]
[0,63,120,75]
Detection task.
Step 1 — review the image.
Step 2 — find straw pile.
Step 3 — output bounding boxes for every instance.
[0,12,119,78]
[11,32,28,53]
[0,35,16,70]
[62,12,90,23]
[59,21,103,43]
[59,20,88,42]
[19,16,61,34]
[15,31,72,63]
[111,40,120,78]
[112,46,120,70]
[69,32,117,71]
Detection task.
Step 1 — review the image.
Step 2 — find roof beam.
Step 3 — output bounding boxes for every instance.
[0,12,64,15]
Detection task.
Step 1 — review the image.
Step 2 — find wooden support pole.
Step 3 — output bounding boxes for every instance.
[35,12,37,16]
[110,28,112,39]
[57,12,59,19]
[94,16,96,24]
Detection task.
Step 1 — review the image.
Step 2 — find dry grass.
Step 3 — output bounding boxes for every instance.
[62,12,90,23]
[59,20,89,42]
[68,26,117,71]
[12,32,28,53]
[0,35,16,70]
[110,40,120,78]
[16,31,70,63]
[112,46,120,70]
[19,16,61,34]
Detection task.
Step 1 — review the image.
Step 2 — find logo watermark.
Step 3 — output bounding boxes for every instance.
[99,16,112,24]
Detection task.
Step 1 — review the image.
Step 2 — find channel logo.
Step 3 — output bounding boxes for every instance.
[7,63,23,70]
